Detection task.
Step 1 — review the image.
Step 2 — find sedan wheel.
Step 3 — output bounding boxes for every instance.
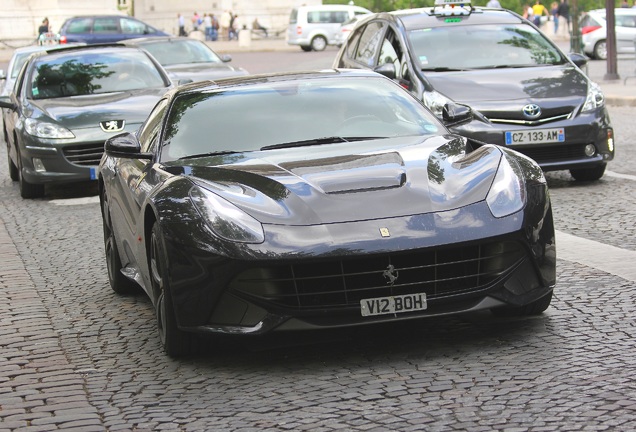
[150,222,196,358]
[594,40,607,60]
[102,194,139,294]
[570,163,606,182]
[311,35,327,52]
[17,148,44,199]
[7,149,18,181]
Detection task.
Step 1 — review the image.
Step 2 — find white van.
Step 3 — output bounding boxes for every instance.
[287,4,372,51]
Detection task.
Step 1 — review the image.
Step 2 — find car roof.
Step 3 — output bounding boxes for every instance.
[121,36,196,45]
[361,7,523,30]
[27,44,154,61]
[64,14,129,20]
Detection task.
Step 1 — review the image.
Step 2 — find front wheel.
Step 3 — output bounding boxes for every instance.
[150,222,197,358]
[17,148,44,199]
[570,163,606,181]
[7,150,18,181]
[102,194,139,294]
[593,40,607,60]
[310,35,327,52]
[491,291,553,317]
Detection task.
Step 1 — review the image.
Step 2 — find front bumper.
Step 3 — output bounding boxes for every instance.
[451,107,614,172]
[157,186,556,336]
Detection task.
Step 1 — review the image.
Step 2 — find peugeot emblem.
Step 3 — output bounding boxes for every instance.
[100,120,125,132]
[522,104,541,119]
[382,264,399,286]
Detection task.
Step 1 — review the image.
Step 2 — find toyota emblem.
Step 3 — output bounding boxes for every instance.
[522,104,541,119]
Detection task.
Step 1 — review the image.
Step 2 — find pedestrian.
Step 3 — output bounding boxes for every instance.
[532,0,549,27]
[622,0,630,7]
[220,10,232,41]
[38,17,50,36]
[486,0,502,8]
[229,14,238,41]
[252,18,268,37]
[550,1,559,35]
[557,0,570,38]
[192,11,200,32]
[177,13,186,36]
[203,13,212,41]
[210,14,219,41]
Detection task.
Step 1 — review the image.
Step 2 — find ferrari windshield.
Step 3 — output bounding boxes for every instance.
[161,76,443,162]
[137,39,224,66]
[29,49,166,99]
[409,23,565,70]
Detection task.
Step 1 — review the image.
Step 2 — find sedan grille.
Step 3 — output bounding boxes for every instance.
[511,143,590,164]
[230,241,525,310]
[63,143,104,166]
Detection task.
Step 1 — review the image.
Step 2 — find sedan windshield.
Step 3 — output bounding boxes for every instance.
[161,76,443,162]
[29,50,166,99]
[138,40,224,66]
[409,24,565,70]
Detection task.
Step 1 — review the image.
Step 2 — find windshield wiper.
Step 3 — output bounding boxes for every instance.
[260,136,353,151]
[178,150,239,160]
[421,67,469,72]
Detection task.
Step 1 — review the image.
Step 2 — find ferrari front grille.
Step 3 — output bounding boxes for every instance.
[63,143,104,166]
[230,241,525,310]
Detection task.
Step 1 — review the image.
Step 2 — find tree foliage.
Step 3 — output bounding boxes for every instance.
[324,0,625,19]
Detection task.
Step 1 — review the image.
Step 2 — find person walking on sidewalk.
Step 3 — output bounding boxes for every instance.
[557,0,570,38]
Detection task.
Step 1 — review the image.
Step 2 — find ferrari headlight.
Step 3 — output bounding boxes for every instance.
[486,154,526,218]
[422,89,451,118]
[25,118,75,139]
[582,81,605,113]
[189,186,264,244]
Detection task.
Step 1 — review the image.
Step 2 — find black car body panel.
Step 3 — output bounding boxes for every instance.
[333,7,614,179]
[98,71,555,355]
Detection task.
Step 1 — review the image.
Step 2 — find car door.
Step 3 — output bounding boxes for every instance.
[109,99,168,262]
[614,14,636,54]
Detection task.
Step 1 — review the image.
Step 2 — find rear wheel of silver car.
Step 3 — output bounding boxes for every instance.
[491,291,553,317]
[593,40,607,60]
[311,35,327,51]
[102,194,139,294]
[150,222,196,358]
[570,163,606,182]
[17,148,44,199]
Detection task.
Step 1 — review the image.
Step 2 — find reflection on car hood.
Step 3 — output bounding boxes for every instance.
[33,88,168,129]
[173,135,503,225]
[165,63,249,81]
[427,65,588,104]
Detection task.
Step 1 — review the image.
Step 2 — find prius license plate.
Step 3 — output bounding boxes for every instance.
[505,128,565,145]
[360,293,427,317]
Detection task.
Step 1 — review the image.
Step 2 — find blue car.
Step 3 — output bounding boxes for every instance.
[59,15,170,44]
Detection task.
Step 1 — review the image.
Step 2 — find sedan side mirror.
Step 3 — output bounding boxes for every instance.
[105,132,153,159]
[0,69,5,80]
[0,95,16,110]
[569,53,588,68]
[442,102,473,126]
[373,63,397,80]
[220,54,232,63]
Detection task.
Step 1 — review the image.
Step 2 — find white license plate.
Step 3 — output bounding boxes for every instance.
[505,128,565,145]
[360,293,427,317]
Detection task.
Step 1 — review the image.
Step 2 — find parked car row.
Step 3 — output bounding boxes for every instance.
[2,1,614,357]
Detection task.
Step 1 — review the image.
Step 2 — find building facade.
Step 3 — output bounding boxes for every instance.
[0,0,321,45]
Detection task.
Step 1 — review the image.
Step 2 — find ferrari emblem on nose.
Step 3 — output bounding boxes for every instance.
[383,264,399,285]
[100,120,125,132]
[380,227,390,237]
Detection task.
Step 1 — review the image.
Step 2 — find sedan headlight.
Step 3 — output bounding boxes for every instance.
[422,89,451,118]
[486,153,526,218]
[189,186,265,244]
[582,81,605,112]
[25,118,75,139]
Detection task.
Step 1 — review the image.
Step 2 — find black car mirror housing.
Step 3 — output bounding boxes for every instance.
[569,53,588,68]
[105,132,152,159]
[442,102,473,126]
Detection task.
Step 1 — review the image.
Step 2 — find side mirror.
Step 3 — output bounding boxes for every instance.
[177,78,194,86]
[105,132,153,159]
[220,54,232,63]
[442,102,473,126]
[373,63,396,80]
[0,95,16,110]
[0,69,5,80]
[569,53,588,68]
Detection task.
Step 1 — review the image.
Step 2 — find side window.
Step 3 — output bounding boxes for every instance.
[379,29,404,79]
[354,21,385,67]
[93,17,119,34]
[138,98,168,153]
[346,27,363,59]
[66,18,92,34]
[333,11,349,24]
[121,18,148,34]
[616,15,636,28]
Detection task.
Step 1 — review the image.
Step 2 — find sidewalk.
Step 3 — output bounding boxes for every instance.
[2,35,636,106]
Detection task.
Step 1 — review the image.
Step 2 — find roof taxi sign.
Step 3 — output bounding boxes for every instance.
[432,0,473,16]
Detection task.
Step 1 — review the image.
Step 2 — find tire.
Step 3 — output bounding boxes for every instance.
[102,193,139,294]
[7,149,18,181]
[150,222,197,358]
[17,148,44,199]
[491,291,553,317]
[593,40,607,60]
[300,45,312,52]
[310,35,327,52]
[570,163,606,182]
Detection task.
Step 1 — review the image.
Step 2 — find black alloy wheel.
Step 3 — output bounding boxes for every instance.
[17,145,44,199]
